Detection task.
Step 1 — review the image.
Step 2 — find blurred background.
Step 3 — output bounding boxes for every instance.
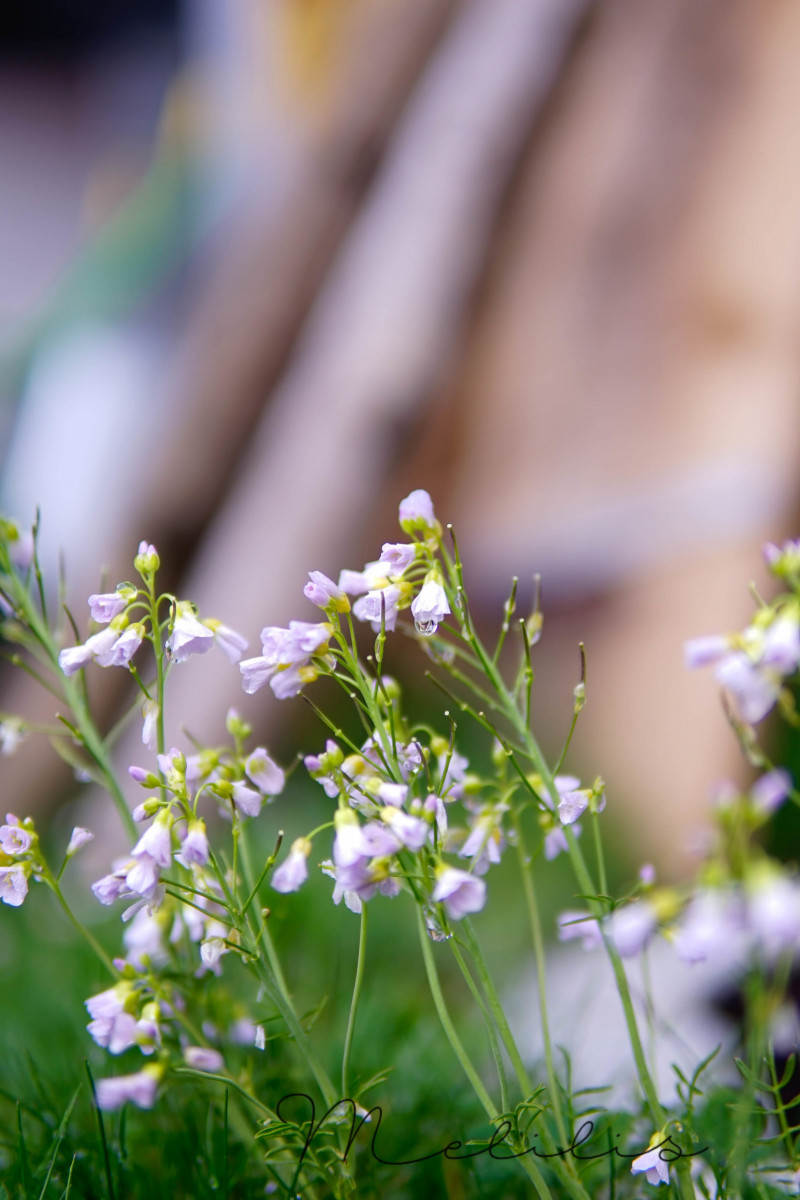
[3,0,800,878]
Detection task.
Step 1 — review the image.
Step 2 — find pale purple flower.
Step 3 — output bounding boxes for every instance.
[673,890,744,966]
[209,622,248,664]
[96,1068,160,1111]
[231,781,263,818]
[200,937,228,970]
[245,749,285,795]
[751,769,792,815]
[610,902,656,957]
[353,584,405,632]
[141,700,159,750]
[639,863,656,886]
[177,820,209,867]
[432,867,486,920]
[107,625,144,667]
[411,576,450,635]
[398,488,437,532]
[167,603,214,662]
[376,782,408,807]
[304,571,348,610]
[239,656,275,695]
[123,908,168,969]
[8,528,34,570]
[92,870,130,905]
[379,543,416,574]
[684,635,730,668]
[748,877,800,954]
[272,838,311,893]
[270,663,308,699]
[88,1011,138,1055]
[58,641,97,676]
[88,591,129,623]
[184,1046,225,1073]
[715,652,780,724]
[66,827,93,856]
[631,1144,671,1186]
[557,910,602,951]
[0,824,33,855]
[85,627,124,668]
[544,826,570,860]
[125,855,162,898]
[381,807,429,850]
[761,616,800,674]
[132,815,173,868]
[0,864,28,906]
[338,561,389,596]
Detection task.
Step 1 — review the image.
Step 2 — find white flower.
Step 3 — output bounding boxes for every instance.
[411,575,450,635]
[432,867,486,920]
[557,790,589,825]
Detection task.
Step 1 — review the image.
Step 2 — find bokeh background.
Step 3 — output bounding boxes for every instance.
[4,0,800,875]
[3,2,800,1187]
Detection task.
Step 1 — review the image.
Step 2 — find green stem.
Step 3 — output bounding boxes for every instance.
[47,878,116,977]
[342,906,368,1098]
[417,911,554,1200]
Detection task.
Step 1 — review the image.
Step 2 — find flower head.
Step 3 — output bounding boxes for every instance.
[432,866,486,920]
[398,489,438,535]
[272,838,312,893]
[411,573,450,636]
[167,602,214,662]
[0,863,29,906]
[96,1065,162,1111]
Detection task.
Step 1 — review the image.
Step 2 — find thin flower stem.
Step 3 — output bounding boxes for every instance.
[507,812,568,1143]
[47,878,116,978]
[417,911,555,1200]
[341,906,367,1099]
[449,937,511,1116]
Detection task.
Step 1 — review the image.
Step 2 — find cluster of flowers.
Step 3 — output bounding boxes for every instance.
[684,541,800,724]
[58,541,248,682]
[558,766,800,977]
[0,815,91,908]
[238,489,451,702]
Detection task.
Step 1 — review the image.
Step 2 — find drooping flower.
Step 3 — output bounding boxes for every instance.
[432,866,486,920]
[184,1046,225,1073]
[176,820,209,867]
[239,621,333,699]
[631,1140,672,1186]
[205,619,249,664]
[410,573,450,636]
[167,602,214,662]
[231,781,262,818]
[379,543,416,574]
[751,769,792,816]
[131,813,173,869]
[96,1065,162,1111]
[352,583,407,632]
[272,838,312,893]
